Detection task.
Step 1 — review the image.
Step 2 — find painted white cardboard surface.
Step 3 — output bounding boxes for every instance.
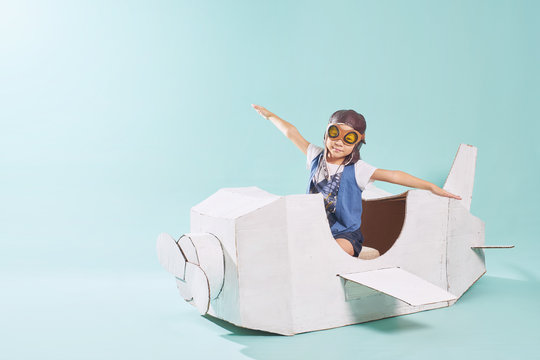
[339,267,457,306]
[157,144,506,335]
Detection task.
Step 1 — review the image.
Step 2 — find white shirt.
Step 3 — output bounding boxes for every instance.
[306,143,377,191]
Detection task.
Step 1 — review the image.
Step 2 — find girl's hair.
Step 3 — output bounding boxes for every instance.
[324,109,367,165]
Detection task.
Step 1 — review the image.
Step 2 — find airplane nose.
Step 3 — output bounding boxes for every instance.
[157,232,225,315]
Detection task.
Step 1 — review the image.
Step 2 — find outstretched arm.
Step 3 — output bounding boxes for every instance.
[251,104,310,155]
[370,169,461,200]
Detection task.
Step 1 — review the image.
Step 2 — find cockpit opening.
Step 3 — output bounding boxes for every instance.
[359,191,407,259]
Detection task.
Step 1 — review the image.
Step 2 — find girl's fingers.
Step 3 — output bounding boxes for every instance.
[251,104,268,116]
[446,191,461,200]
[433,187,462,200]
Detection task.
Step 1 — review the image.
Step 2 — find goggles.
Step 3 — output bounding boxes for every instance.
[326,123,364,145]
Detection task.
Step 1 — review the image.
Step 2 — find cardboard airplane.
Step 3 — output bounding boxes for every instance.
[156,144,513,335]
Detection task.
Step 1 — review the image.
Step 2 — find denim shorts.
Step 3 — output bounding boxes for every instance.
[334,226,364,257]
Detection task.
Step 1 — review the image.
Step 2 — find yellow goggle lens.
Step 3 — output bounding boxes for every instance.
[328,125,339,137]
[344,132,358,144]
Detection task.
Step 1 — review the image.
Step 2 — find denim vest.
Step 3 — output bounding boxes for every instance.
[306,152,363,236]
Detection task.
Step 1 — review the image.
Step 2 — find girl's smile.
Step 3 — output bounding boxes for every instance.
[326,138,354,164]
[331,144,344,153]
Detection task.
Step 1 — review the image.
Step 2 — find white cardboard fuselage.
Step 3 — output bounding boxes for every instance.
[167,144,486,335]
[189,189,484,335]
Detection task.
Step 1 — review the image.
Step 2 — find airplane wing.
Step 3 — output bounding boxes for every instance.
[338,267,457,306]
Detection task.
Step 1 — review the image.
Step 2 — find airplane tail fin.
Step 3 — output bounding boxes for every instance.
[443,144,478,211]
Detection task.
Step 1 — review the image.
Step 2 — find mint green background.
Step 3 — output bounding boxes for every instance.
[1,1,538,359]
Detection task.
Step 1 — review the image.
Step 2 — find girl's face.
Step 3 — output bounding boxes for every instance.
[325,123,356,159]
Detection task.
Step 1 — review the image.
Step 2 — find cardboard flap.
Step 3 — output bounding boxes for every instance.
[191,187,280,219]
[338,267,457,306]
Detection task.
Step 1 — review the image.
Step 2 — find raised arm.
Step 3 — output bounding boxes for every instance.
[251,104,310,155]
[370,169,462,200]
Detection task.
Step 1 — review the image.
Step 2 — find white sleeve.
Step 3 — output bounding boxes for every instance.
[306,143,324,170]
[354,160,378,190]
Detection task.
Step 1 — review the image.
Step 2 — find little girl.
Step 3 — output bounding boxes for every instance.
[252,104,461,260]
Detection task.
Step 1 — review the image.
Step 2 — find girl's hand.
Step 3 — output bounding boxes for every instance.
[251,104,274,120]
[429,184,462,200]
